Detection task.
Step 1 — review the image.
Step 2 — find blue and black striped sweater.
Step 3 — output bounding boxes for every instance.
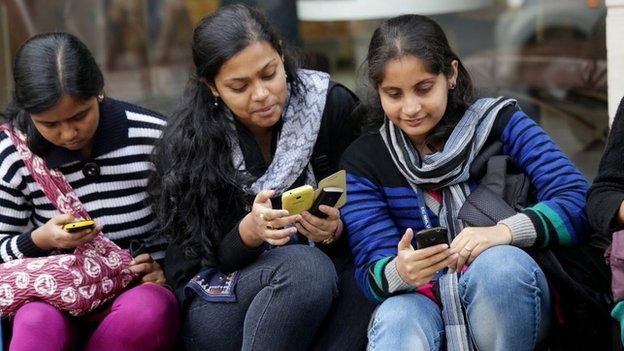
[340,104,591,303]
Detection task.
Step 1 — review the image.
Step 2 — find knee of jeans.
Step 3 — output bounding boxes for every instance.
[464,245,540,291]
[14,302,66,329]
[113,284,180,331]
[370,295,441,342]
[274,245,338,300]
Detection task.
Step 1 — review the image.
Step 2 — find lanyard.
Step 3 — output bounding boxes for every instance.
[415,187,432,229]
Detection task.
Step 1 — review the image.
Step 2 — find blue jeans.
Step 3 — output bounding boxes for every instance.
[368,245,552,351]
[182,245,338,351]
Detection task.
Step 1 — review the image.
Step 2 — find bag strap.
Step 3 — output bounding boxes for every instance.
[0,124,89,220]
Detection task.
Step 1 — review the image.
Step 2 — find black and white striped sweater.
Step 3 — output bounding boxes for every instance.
[0,98,165,262]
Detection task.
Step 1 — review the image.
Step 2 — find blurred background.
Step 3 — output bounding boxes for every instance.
[0,0,608,179]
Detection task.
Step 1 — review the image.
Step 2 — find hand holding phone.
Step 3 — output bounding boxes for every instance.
[281,185,314,215]
[308,187,344,219]
[395,227,455,287]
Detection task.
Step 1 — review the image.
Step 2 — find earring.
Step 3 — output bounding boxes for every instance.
[449,82,456,90]
[285,73,288,80]
[213,98,219,107]
[97,93,104,102]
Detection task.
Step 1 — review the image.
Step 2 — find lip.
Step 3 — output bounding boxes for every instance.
[403,117,426,127]
[252,104,277,118]
[64,139,84,149]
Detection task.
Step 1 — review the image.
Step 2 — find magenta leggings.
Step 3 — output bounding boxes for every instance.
[9,283,179,351]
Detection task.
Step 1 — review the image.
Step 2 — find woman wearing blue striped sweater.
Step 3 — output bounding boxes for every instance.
[340,15,590,350]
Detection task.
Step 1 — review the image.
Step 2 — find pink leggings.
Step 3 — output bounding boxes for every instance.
[9,284,179,351]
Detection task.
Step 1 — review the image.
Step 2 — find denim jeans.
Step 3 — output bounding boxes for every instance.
[368,245,552,351]
[182,245,338,351]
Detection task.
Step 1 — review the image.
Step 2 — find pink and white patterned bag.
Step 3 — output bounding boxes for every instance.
[0,125,139,317]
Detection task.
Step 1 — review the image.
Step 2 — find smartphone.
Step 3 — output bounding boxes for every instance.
[63,219,96,233]
[308,187,344,219]
[415,227,448,249]
[281,185,314,215]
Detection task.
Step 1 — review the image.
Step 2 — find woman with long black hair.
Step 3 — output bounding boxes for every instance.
[150,4,374,350]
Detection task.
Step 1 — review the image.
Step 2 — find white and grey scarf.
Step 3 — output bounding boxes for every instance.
[230,69,330,195]
[380,96,516,350]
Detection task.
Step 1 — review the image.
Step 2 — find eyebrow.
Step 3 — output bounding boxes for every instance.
[380,78,436,91]
[224,59,277,83]
[32,106,91,123]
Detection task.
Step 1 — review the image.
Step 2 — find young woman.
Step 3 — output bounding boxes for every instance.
[340,15,591,350]
[0,33,178,350]
[150,4,374,351]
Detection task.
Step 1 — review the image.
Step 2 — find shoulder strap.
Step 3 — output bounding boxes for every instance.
[0,124,89,219]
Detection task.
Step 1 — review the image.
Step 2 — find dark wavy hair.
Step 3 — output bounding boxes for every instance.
[149,4,302,260]
[363,14,475,148]
[0,32,104,157]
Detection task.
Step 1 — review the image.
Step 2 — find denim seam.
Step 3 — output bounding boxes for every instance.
[367,314,379,350]
[247,268,278,351]
[529,267,541,349]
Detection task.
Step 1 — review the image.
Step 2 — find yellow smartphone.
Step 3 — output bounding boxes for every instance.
[281,185,314,215]
[63,219,96,233]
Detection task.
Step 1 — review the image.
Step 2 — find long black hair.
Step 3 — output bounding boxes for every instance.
[363,14,474,147]
[0,32,104,157]
[149,4,302,260]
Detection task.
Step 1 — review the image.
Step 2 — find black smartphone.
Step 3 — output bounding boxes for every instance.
[308,187,344,219]
[415,227,448,249]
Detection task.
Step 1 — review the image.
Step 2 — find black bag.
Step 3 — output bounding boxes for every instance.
[458,141,615,351]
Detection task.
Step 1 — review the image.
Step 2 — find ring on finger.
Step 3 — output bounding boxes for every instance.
[259,212,266,222]
[266,220,274,230]
[463,245,474,252]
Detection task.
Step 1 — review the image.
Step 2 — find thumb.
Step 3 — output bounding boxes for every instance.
[53,213,75,225]
[398,228,415,251]
[254,189,275,204]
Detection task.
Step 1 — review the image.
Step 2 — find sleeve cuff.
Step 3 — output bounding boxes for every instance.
[384,258,413,293]
[498,213,537,247]
[16,230,50,258]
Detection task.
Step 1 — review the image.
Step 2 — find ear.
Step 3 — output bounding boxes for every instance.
[449,59,459,86]
[200,77,220,97]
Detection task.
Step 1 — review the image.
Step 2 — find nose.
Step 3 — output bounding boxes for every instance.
[59,123,78,141]
[402,94,421,117]
[251,81,269,102]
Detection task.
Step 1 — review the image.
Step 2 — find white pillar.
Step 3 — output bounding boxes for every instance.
[607,0,624,124]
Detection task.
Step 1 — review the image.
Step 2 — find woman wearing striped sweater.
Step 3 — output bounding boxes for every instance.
[0,33,178,350]
[340,15,590,350]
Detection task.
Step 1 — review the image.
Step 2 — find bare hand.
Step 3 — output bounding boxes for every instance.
[395,228,457,287]
[129,253,166,285]
[296,205,342,244]
[31,214,101,250]
[239,190,300,247]
[449,224,512,272]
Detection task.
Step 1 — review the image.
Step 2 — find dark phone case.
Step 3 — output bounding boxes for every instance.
[415,227,448,249]
[308,188,343,218]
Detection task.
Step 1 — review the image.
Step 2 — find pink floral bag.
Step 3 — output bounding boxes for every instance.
[0,125,139,317]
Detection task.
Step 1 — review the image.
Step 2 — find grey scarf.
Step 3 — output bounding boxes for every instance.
[380,97,516,350]
[230,69,330,195]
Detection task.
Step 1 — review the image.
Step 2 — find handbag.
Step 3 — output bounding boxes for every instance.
[0,125,139,317]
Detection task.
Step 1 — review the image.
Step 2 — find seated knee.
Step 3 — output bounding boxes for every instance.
[468,245,540,289]
[114,284,179,328]
[14,302,65,329]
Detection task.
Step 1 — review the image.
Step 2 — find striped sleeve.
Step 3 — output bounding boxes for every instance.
[341,170,407,302]
[501,110,591,247]
[0,135,48,262]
